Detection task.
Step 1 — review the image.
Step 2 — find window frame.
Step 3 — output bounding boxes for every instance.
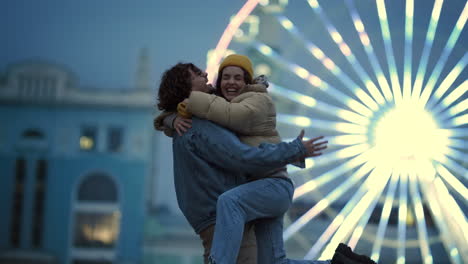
[68,173,121,264]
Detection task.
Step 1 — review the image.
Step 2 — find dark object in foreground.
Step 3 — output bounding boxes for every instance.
[331,243,377,264]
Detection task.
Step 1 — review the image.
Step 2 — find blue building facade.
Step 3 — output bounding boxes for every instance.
[0,59,157,264]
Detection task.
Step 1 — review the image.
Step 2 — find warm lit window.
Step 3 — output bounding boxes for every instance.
[71,174,120,263]
[80,127,97,151]
[73,212,120,248]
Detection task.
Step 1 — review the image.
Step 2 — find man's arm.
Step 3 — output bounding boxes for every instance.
[154,111,176,137]
[187,119,307,175]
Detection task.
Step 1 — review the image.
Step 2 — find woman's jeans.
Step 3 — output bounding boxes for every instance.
[209,177,331,264]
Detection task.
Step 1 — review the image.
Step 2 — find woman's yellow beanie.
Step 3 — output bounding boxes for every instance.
[218,54,254,81]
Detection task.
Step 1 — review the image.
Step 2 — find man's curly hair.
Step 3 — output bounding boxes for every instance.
[157,63,196,111]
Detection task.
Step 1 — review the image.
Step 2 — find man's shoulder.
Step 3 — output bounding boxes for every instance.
[177,118,236,144]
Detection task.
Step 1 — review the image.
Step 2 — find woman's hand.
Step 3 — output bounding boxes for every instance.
[174,115,192,136]
[297,130,328,157]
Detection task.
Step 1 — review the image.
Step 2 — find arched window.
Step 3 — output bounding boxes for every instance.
[78,174,117,202]
[71,173,120,263]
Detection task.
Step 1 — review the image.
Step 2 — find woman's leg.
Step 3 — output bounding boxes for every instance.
[209,178,293,264]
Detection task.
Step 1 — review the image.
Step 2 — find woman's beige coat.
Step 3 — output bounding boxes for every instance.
[186,85,281,147]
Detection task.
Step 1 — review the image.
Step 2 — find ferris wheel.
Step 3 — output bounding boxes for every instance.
[206,0,467,263]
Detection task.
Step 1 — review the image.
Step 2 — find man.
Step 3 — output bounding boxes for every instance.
[155,62,323,263]
[156,62,377,264]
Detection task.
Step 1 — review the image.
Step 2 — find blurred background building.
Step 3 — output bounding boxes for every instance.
[0,50,155,263]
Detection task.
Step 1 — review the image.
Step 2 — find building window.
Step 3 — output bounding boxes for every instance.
[78,174,117,202]
[107,127,123,153]
[32,159,47,248]
[73,211,120,248]
[71,174,120,263]
[22,129,44,140]
[80,127,97,151]
[18,74,58,100]
[10,158,26,248]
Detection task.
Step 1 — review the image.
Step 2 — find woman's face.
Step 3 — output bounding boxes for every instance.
[220,66,246,102]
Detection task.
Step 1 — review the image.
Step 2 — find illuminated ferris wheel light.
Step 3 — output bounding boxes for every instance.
[373,103,448,173]
[210,0,467,263]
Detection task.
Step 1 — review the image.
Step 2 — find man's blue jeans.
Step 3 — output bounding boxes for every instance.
[210,177,331,264]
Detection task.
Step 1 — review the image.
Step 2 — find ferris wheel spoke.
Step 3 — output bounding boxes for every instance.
[418,2,468,108]
[445,139,468,151]
[292,145,367,175]
[427,53,468,109]
[305,0,385,106]
[271,13,383,109]
[441,113,468,128]
[371,171,399,263]
[304,166,391,260]
[205,0,259,82]
[346,188,381,249]
[277,114,368,134]
[319,169,391,259]
[433,81,467,116]
[375,0,403,104]
[418,173,465,264]
[441,99,468,122]
[402,0,415,101]
[319,170,390,260]
[434,162,468,203]
[431,177,468,262]
[292,149,375,200]
[434,154,468,181]
[444,128,468,139]
[327,134,368,146]
[269,83,370,125]
[251,41,374,117]
[284,161,376,241]
[287,143,370,177]
[411,0,445,101]
[344,0,393,102]
[436,147,468,167]
[285,140,368,169]
[396,173,409,264]
[409,174,434,264]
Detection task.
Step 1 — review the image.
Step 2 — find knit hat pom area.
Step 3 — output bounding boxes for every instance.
[218,54,254,80]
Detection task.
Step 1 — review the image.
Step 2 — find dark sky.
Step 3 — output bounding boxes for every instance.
[2,0,466,91]
[1,0,245,89]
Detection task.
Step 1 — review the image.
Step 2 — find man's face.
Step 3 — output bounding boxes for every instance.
[189,67,212,93]
[220,66,246,102]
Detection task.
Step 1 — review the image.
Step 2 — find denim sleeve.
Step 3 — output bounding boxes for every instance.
[188,122,307,174]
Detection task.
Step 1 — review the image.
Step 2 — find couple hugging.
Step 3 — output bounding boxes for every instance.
[155,54,376,264]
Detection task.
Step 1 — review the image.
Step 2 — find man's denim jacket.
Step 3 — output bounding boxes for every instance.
[172,117,307,234]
